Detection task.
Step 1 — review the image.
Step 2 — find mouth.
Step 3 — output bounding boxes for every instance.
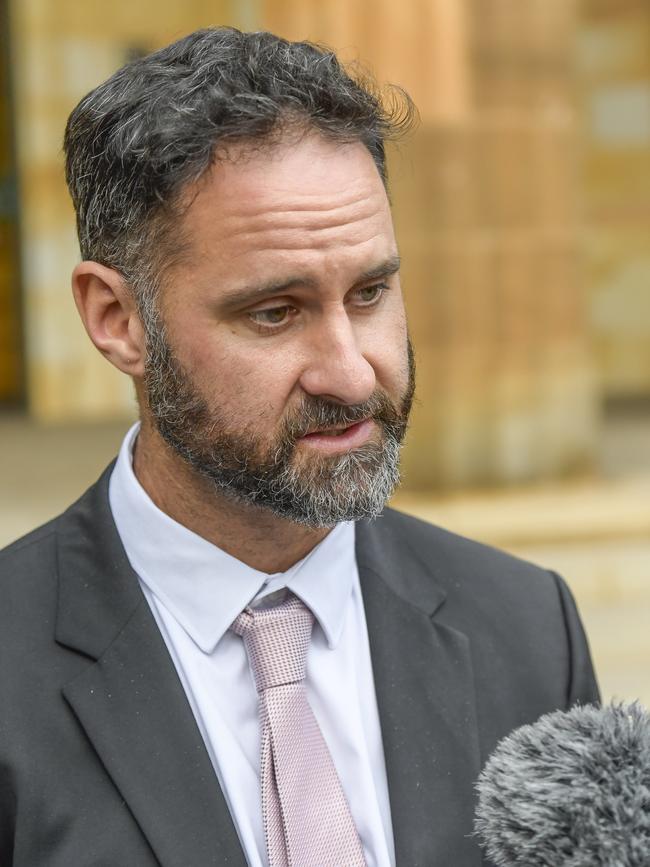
[306,421,360,436]
[298,418,375,453]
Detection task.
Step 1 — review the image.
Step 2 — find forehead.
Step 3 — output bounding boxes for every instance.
[174,133,395,280]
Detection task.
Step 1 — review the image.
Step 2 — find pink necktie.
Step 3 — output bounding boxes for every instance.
[231,594,367,867]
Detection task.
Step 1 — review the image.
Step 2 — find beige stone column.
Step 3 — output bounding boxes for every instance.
[8,0,244,421]
[263,0,599,488]
[579,0,650,400]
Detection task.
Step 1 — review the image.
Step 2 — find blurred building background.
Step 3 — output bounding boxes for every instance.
[0,0,648,702]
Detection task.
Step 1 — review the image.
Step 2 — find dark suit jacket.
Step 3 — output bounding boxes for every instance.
[0,465,599,866]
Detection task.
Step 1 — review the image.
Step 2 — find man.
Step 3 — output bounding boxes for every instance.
[0,27,598,867]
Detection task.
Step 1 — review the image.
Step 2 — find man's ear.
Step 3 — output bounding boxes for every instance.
[72,261,146,377]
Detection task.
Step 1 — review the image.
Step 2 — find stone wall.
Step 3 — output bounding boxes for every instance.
[7,0,244,421]
[8,0,601,488]
[578,0,650,399]
[263,0,599,487]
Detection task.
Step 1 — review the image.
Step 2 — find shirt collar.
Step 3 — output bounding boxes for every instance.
[108,423,356,654]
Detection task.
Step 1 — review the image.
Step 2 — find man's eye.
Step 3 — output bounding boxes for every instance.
[248,306,293,327]
[354,283,386,305]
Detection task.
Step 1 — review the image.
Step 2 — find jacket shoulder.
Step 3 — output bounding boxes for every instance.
[375,505,553,590]
[0,517,59,563]
[0,463,114,614]
[0,516,65,657]
[0,516,61,595]
[372,507,599,711]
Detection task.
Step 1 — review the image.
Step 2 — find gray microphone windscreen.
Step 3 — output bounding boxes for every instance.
[475,702,650,866]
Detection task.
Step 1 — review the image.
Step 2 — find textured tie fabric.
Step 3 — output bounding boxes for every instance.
[231,594,367,867]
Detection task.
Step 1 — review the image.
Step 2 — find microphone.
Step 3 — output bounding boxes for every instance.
[474,702,650,866]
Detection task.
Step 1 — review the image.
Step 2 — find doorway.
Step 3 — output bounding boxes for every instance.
[0,0,24,406]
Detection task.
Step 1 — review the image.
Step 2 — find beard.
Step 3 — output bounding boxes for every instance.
[141,312,415,528]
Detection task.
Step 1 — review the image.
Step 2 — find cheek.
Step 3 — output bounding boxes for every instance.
[187,335,301,423]
[364,307,409,388]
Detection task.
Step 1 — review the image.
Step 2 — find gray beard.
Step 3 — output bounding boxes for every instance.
[141,313,415,528]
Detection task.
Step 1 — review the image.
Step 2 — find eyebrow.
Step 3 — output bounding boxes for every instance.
[217,253,401,312]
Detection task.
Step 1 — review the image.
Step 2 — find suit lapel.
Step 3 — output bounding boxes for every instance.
[55,467,246,867]
[357,513,483,867]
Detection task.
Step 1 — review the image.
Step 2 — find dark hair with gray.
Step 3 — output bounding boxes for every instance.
[64,26,415,314]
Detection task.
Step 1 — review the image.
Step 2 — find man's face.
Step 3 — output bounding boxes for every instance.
[142,132,414,527]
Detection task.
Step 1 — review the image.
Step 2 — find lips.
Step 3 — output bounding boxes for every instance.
[297,418,375,453]
[302,420,366,438]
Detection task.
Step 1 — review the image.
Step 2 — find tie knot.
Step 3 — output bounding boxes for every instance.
[231,595,314,692]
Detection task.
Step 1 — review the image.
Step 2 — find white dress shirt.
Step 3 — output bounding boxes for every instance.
[108,423,396,867]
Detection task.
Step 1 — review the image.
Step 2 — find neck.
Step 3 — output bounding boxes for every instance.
[132,419,331,574]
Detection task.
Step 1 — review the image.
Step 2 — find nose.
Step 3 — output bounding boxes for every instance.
[298,310,376,406]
